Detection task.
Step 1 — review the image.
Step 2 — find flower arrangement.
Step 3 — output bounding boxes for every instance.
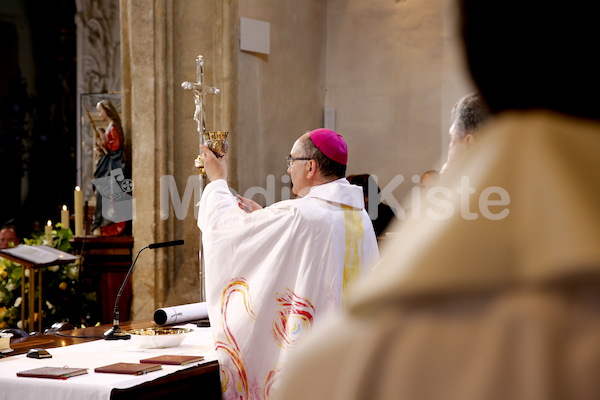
[0,224,100,331]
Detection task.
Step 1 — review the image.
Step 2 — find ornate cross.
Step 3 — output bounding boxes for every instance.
[181,55,220,137]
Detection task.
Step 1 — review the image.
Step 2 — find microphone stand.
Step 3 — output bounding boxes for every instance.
[104,239,185,340]
[103,245,149,340]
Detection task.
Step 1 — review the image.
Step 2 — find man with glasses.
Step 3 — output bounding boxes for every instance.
[197,128,379,399]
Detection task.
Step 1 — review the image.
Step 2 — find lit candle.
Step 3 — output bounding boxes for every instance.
[61,205,70,229]
[74,186,84,237]
[45,220,54,246]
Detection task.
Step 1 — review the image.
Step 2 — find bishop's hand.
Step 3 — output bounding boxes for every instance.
[200,144,227,182]
[236,195,263,213]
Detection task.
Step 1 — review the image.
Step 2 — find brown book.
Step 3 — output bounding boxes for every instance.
[94,362,162,375]
[139,355,205,366]
[17,366,88,380]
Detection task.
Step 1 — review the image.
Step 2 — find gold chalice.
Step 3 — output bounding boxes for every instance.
[203,131,229,157]
[195,131,230,174]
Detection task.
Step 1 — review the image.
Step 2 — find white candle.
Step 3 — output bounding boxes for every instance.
[61,205,69,229]
[74,186,84,237]
[45,220,54,246]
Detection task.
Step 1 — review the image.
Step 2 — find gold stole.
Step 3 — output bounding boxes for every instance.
[342,205,364,307]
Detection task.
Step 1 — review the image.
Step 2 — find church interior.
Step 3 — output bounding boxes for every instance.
[2,1,600,398]
[0,0,471,326]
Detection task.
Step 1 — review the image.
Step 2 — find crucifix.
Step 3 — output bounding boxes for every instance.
[181,55,227,303]
[181,55,220,140]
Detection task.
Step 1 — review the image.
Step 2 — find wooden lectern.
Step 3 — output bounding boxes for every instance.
[0,245,79,333]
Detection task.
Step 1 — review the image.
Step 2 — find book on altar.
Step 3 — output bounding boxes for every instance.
[94,362,162,375]
[0,245,78,265]
[16,366,88,379]
[139,355,205,365]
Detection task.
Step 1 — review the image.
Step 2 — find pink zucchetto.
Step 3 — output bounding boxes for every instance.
[308,128,348,165]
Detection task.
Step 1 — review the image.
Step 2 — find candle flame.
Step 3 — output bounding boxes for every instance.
[75,186,81,191]
[62,205,68,211]
[47,220,52,226]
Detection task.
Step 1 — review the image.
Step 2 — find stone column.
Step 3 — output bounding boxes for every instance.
[121,0,237,319]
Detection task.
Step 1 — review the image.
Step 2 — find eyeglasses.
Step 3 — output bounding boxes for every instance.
[286,156,312,168]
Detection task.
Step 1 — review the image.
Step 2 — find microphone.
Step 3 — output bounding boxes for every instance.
[104,239,185,340]
[148,239,185,249]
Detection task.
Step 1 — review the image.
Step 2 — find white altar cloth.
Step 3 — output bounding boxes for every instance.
[0,324,217,400]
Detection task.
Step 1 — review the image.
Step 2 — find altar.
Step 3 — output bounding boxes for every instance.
[0,322,221,400]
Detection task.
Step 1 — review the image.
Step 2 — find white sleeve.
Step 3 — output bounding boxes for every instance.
[197,179,239,231]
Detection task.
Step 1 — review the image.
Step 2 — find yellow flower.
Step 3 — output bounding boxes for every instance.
[59,281,68,291]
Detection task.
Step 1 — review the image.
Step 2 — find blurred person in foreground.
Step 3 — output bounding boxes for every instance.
[198,128,379,399]
[277,1,600,399]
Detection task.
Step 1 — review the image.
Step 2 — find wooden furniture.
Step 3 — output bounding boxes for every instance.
[69,236,134,324]
[4,321,221,399]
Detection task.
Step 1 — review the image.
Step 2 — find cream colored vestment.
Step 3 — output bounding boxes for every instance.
[198,178,379,400]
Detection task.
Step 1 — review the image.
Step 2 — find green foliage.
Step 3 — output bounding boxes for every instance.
[0,226,100,331]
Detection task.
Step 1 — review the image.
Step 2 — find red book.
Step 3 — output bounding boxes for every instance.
[139,355,205,366]
[17,366,88,379]
[94,362,162,375]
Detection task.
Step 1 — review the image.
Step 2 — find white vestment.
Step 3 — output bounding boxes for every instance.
[198,177,379,400]
[277,111,600,400]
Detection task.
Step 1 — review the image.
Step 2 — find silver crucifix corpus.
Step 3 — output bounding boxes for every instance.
[181,55,220,136]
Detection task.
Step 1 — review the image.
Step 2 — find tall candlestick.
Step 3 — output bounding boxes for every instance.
[61,205,69,229]
[45,220,54,246]
[74,186,84,237]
